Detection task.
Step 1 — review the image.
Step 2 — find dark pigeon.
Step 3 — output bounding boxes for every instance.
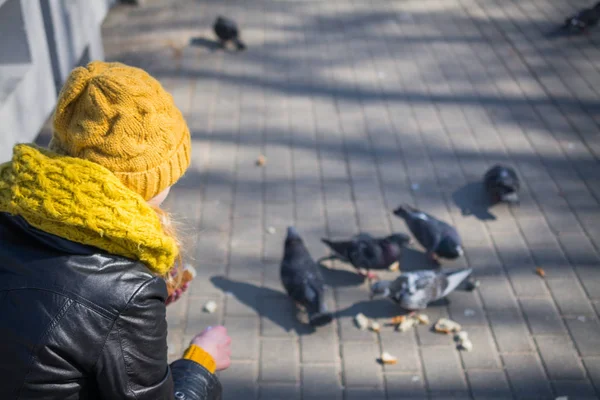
[483,164,520,205]
[371,268,472,310]
[213,16,246,50]
[281,227,332,327]
[393,204,463,264]
[563,2,600,33]
[321,233,411,278]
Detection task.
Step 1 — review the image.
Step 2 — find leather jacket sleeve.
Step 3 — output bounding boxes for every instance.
[94,276,222,400]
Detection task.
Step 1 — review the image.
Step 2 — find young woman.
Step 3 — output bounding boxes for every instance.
[0,61,230,399]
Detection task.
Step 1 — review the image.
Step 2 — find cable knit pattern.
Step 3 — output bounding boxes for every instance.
[49,61,191,201]
[0,144,177,275]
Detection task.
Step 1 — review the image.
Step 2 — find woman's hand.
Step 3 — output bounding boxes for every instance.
[191,326,232,371]
[165,282,189,306]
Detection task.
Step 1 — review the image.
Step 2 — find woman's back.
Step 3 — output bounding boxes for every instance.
[0,211,173,399]
[0,61,228,400]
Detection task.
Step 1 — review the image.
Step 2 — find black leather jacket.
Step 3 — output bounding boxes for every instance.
[0,212,222,400]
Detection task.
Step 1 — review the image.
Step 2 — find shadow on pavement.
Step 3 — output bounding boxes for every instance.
[211,275,316,335]
[452,181,497,221]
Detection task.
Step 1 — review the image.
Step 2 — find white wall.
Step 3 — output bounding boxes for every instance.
[0,0,113,162]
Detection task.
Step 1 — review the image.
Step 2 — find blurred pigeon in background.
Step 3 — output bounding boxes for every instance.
[393,204,463,264]
[371,268,472,310]
[321,233,411,279]
[484,165,520,205]
[213,16,246,50]
[563,2,600,33]
[281,227,332,327]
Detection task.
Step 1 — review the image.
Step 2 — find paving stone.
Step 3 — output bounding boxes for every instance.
[260,338,299,383]
[552,380,598,400]
[559,234,600,300]
[503,354,553,399]
[300,323,339,364]
[379,327,421,373]
[447,290,487,326]
[427,393,472,400]
[535,335,585,380]
[458,326,501,369]
[384,373,427,399]
[341,342,383,388]
[467,370,512,399]
[421,346,468,393]
[104,1,600,398]
[259,384,300,400]
[478,276,520,313]
[491,233,549,297]
[301,365,343,400]
[219,361,259,400]
[566,317,600,357]
[520,297,567,335]
[416,307,454,347]
[344,387,386,400]
[488,311,534,353]
[259,294,303,337]
[225,316,259,361]
[546,277,596,316]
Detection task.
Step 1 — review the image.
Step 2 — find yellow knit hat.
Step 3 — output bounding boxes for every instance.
[50,61,191,201]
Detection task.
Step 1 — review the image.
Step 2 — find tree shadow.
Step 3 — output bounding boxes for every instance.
[189,37,222,51]
[210,276,315,335]
[452,181,497,221]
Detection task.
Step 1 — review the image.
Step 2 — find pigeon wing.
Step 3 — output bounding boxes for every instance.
[410,214,443,253]
[347,235,378,270]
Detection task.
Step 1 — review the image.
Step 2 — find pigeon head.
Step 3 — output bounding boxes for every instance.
[371,280,391,297]
[392,205,410,219]
[286,226,302,241]
[436,237,463,259]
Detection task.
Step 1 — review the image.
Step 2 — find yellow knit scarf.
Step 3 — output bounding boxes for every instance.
[0,144,177,275]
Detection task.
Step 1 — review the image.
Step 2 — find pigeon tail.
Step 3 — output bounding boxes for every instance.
[233,37,246,50]
[309,310,333,327]
[371,280,392,297]
[441,269,473,297]
[308,302,333,326]
[321,238,348,258]
[286,226,301,240]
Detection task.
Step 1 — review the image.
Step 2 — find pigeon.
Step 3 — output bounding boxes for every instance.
[563,2,600,33]
[393,204,463,264]
[321,233,411,279]
[483,165,520,205]
[213,16,246,50]
[281,227,332,327]
[371,268,472,310]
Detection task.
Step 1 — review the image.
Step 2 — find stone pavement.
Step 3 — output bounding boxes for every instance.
[102,0,600,398]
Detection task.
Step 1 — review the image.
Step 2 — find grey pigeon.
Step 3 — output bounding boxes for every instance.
[321,233,411,278]
[563,2,600,33]
[484,165,520,205]
[371,268,472,310]
[213,16,246,50]
[281,227,332,327]
[393,204,463,264]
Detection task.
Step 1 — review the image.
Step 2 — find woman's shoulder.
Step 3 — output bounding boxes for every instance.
[0,212,167,316]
